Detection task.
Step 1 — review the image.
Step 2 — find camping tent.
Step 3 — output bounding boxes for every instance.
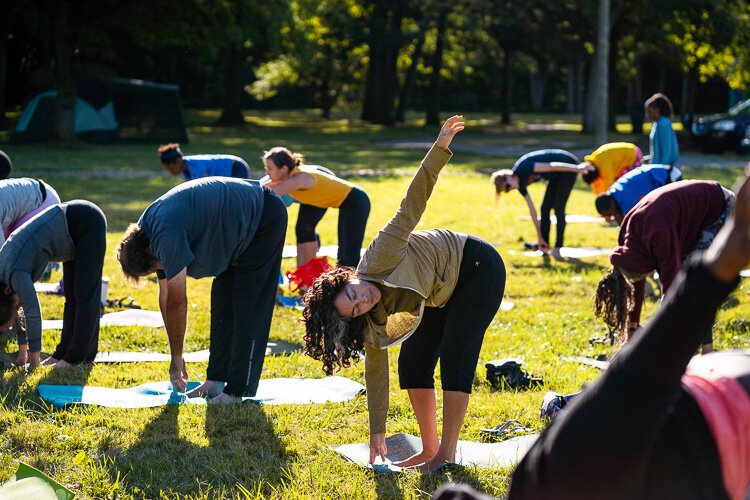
[11,77,188,143]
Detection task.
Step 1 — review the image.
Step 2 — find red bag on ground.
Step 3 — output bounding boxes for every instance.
[286,257,332,292]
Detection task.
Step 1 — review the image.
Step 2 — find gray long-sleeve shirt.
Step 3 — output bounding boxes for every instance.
[0,204,74,351]
[0,178,45,247]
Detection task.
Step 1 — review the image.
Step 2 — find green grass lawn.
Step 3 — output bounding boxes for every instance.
[1,110,749,499]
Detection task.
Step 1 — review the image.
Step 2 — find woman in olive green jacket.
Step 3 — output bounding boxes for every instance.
[302,116,506,472]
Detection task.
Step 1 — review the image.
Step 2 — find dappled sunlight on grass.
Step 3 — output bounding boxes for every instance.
[0,111,748,498]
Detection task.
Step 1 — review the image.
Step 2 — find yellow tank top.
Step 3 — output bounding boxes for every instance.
[289,166,354,208]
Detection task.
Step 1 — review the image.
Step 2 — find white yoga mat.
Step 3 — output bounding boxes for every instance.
[740,269,750,278]
[33,283,60,293]
[500,301,515,311]
[282,245,366,259]
[42,310,164,330]
[519,214,604,224]
[90,341,301,363]
[521,247,610,258]
[332,432,538,473]
[38,377,365,408]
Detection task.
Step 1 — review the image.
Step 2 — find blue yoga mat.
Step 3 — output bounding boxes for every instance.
[38,377,364,409]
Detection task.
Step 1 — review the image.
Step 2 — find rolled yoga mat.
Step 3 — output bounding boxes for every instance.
[331,432,538,473]
[38,376,365,408]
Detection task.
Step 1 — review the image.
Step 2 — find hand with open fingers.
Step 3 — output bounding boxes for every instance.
[705,167,750,282]
[434,115,465,150]
[538,239,550,253]
[369,433,388,464]
[169,357,188,392]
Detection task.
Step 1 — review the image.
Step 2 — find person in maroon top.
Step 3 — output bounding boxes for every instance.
[595,180,734,353]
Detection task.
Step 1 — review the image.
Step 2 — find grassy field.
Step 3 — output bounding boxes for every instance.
[0,110,748,499]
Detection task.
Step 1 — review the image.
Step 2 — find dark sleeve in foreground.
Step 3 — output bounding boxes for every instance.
[508,257,738,500]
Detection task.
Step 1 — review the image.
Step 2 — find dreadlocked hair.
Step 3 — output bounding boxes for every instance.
[302,267,366,376]
[594,267,634,342]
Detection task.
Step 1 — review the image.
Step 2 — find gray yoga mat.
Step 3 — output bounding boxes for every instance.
[33,282,60,293]
[42,310,164,330]
[331,432,538,473]
[38,376,365,408]
[519,214,604,224]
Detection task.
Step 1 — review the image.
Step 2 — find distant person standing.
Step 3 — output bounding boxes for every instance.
[645,93,679,167]
[158,143,250,180]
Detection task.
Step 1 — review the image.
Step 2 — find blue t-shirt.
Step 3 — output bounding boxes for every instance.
[649,116,679,166]
[182,155,250,180]
[608,164,670,214]
[512,149,579,196]
[138,177,265,280]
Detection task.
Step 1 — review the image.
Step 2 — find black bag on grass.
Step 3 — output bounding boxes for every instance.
[485,358,543,390]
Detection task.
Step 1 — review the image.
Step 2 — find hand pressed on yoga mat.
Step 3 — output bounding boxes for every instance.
[169,356,188,392]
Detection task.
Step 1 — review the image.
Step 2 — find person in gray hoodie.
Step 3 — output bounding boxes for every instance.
[0,178,61,246]
[0,200,106,367]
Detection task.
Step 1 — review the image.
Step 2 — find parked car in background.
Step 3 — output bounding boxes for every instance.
[689,98,750,154]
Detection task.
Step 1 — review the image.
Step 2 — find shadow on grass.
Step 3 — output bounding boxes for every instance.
[105,403,290,497]
[418,465,489,497]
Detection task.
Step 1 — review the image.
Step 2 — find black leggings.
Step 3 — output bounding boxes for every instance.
[295,186,370,267]
[398,237,505,393]
[509,258,738,500]
[207,188,287,396]
[540,172,577,248]
[54,200,107,363]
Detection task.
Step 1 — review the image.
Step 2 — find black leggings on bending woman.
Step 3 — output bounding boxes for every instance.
[295,186,370,267]
[509,257,741,500]
[398,236,505,393]
[540,172,577,248]
[53,201,107,363]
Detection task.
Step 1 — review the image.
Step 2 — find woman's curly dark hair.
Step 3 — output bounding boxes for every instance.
[594,267,634,342]
[302,267,366,376]
[582,166,601,185]
[117,224,158,283]
[0,283,22,331]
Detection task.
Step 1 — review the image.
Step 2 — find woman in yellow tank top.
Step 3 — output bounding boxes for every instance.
[263,147,371,267]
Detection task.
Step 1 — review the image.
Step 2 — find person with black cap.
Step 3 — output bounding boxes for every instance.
[158,143,250,180]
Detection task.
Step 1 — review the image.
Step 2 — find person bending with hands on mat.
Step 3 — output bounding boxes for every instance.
[491,149,587,256]
[0,200,106,368]
[117,178,286,403]
[302,116,506,472]
[509,170,750,500]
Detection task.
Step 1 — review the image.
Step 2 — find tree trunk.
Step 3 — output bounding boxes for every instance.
[425,10,447,126]
[566,63,576,113]
[217,47,246,125]
[361,1,402,125]
[54,0,76,141]
[0,13,9,130]
[500,48,514,125]
[680,71,690,116]
[591,0,609,145]
[395,26,426,123]
[576,62,585,114]
[529,63,547,111]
